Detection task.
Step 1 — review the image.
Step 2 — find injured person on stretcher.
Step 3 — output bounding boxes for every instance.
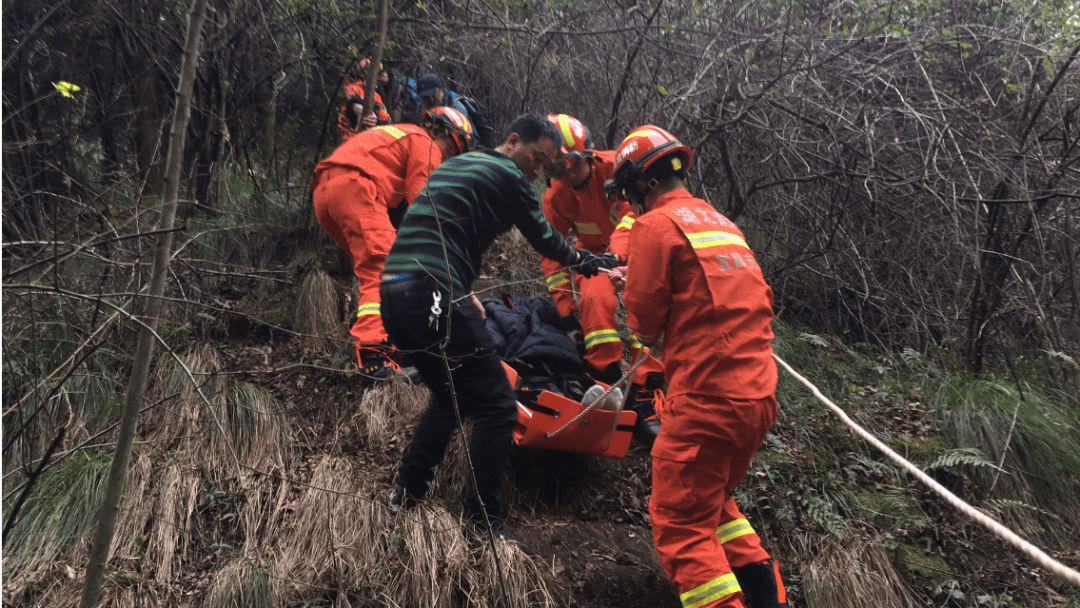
[481,293,656,459]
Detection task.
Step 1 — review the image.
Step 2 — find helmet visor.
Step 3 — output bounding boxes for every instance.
[425,115,475,151]
[546,151,590,178]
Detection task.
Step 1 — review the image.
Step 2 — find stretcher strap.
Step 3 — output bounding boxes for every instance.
[774,353,1080,586]
[545,348,651,439]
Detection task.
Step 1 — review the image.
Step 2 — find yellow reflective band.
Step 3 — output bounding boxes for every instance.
[629,334,645,349]
[558,115,576,150]
[685,231,749,251]
[374,125,407,139]
[357,302,381,318]
[716,518,756,544]
[616,216,635,231]
[584,329,621,349]
[681,573,740,608]
[626,128,654,139]
[574,221,602,235]
[546,272,571,289]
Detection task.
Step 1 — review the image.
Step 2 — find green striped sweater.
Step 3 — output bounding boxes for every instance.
[384,149,576,294]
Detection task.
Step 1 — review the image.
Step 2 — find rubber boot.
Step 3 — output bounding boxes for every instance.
[732,560,788,608]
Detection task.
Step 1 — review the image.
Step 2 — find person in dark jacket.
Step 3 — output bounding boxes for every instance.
[381,114,616,554]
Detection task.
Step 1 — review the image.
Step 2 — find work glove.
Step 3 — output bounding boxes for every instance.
[574,249,620,278]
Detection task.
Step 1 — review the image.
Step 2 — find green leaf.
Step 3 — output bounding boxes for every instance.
[657,84,669,95]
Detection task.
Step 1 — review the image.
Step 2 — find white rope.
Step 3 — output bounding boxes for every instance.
[773,354,1080,586]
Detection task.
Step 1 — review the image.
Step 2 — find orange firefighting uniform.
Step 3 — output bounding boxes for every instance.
[337,77,392,142]
[540,150,665,383]
[624,189,779,608]
[312,124,445,366]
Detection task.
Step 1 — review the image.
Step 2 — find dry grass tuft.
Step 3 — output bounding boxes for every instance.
[293,268,342,350]
[382,507,472,608]
[146,467,202,583]
[275,456,379,593]
[354,380,430,452]
[108,453,155,562]
[97,581,165,608]
[204,558,285,608]
[474,540,558,608]
[106,344,294,586]
[803,535,917,608]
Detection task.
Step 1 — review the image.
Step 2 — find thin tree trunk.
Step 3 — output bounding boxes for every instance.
[360,0,389,123]
[78,0,210,605]
[604,0,663,149]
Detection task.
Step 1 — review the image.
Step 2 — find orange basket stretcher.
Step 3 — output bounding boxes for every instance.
[502,362,637,459]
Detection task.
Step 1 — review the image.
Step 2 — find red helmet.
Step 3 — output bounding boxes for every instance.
[424,106,476,155]
[546,114,595,178]
[610,125,693,201]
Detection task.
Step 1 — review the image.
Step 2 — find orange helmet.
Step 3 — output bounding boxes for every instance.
[546,114,592,154]
[424,106,476,155]
[546,114,595,178]
[610,125,693,201]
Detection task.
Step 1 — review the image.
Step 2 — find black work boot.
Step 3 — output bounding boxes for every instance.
[586,362,624,386]
[628,372,665,438]
[360,350,397,381]
[732,560,788,608]
[464,518,538,556]
[389,484,421,512]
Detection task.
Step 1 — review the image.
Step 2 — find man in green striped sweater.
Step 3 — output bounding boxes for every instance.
[381,114,614,554]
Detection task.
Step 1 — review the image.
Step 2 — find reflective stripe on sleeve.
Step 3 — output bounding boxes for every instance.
[546,270,572,289]
[584,328,621,349]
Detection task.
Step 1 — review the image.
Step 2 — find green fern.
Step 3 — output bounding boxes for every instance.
[796,489,846,539]
[798,332,829,348]
[901,347,923,365]
[927,447,1003,472]
[1044,349,1077,368]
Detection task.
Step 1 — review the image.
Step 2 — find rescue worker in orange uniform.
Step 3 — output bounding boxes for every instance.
[539,114,666,437]
[338,58,393,142]
[608,125,788,608]
[312,107,475,378]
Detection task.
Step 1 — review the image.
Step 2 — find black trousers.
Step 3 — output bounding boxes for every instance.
[380,275,518,522]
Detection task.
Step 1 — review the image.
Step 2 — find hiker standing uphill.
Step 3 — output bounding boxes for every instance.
[608,125,789,608]
[312,107,475,379]
[539,113,667,438]
[416,72,499,148]
[338,58,393,142]
[380,115,617,553]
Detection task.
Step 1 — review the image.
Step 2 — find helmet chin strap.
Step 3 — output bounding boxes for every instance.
[627,175,661,213]
[570,158,594,190]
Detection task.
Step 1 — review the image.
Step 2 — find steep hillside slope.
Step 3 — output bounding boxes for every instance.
[3,232,1078,608]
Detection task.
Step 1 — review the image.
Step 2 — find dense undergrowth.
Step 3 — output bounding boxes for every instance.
[4,194,1079,605]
